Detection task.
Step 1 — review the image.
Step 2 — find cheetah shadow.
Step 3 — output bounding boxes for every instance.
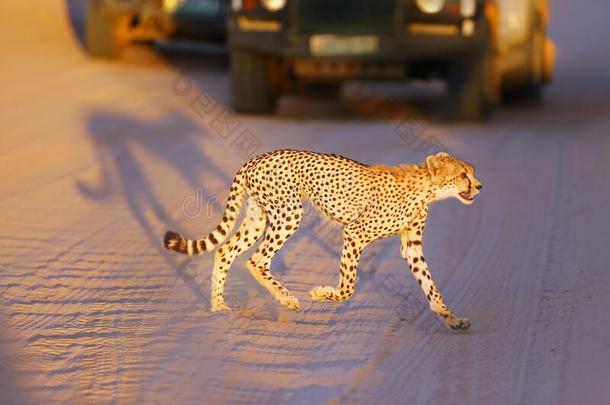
[76,108,304,319]
[76,108,235,309]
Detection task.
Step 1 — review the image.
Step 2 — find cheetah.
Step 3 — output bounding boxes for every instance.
[163,150,481,330]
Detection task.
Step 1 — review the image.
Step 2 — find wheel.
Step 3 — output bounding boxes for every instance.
[447,21,498,122]
[231,48,278,114]
[85,0,128,59]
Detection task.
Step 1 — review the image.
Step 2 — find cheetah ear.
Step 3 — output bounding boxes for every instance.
[426,155,439,178]
[426,153,446,180]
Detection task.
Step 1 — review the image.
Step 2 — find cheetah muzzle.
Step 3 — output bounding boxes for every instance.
[162,150,482,332]
[459,191,475,201]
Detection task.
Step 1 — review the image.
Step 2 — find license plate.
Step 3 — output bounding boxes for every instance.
[310,35,379,56]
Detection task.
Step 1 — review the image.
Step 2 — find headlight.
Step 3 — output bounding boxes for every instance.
[416,0,445,14]
[260,0,286,12]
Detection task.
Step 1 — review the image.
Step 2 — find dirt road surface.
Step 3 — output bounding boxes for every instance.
[1,1,609,403]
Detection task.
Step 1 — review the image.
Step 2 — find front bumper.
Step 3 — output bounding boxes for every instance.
[230,21,486,59]
[229,17,488,80]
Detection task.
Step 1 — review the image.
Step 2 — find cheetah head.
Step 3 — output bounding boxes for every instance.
[425,152,482,205]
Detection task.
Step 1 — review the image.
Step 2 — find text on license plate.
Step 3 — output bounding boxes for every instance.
[310,35,379,56]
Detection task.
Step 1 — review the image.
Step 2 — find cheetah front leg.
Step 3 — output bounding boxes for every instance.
[310,231,363,302]
[400,224,471,331]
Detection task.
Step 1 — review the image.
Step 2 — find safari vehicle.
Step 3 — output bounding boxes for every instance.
[228,0,554,120]
[85,0,226,59]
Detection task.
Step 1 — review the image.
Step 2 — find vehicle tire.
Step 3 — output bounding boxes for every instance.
[447,22,497,122]
[231,49,278,114]
[85,0,127,59]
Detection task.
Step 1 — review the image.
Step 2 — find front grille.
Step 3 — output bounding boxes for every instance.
[294,0,396,36]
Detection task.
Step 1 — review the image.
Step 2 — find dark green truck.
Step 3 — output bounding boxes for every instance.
[228,0,554,120]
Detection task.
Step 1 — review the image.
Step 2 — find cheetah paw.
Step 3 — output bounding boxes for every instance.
[309,286,337,301]
[447,317,471,331]
[279,295,301,311]
[211,301,231,312]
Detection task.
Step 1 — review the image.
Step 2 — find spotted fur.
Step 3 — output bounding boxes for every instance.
[163,150,481,330]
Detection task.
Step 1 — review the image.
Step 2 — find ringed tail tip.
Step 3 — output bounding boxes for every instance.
[164,231,181,251]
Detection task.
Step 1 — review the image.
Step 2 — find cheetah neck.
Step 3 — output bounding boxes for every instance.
[413,163,450,204]
[386,164,436,206]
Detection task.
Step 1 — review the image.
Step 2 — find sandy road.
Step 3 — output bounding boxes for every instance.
[1,0,610,403]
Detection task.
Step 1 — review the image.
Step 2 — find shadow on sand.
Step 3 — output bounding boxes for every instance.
[75,108,232,308]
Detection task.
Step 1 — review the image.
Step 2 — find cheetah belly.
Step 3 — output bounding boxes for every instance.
[297,172,369,224]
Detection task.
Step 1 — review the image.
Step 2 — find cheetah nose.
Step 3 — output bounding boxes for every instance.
[475,184,482,191]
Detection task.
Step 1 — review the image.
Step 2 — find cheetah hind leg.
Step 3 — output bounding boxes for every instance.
[245,208,303,311]
[210,198,266,312]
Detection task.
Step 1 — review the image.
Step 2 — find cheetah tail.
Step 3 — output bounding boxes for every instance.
[163,167,248,255]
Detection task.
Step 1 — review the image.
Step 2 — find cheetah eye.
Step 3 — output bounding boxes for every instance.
[461,172,467,179]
